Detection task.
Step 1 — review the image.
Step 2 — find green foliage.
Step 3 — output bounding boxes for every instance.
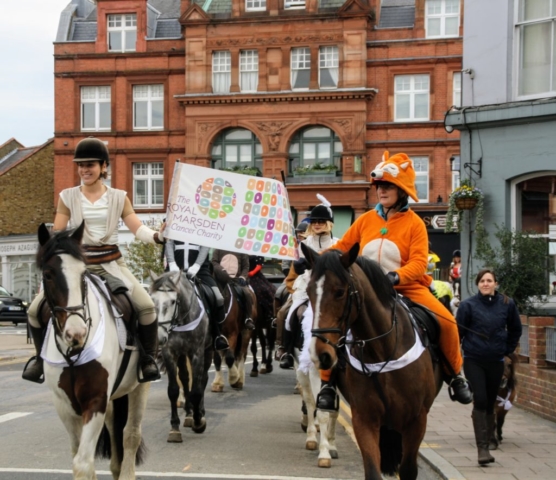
[220,165,261,176]
[294,162,339,175]
[125,240,164,282]
[445,178,485,233]
[474,225,551,314]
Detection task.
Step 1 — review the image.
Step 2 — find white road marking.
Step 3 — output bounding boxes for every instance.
[0,412,32,424]
[0,468,350,479]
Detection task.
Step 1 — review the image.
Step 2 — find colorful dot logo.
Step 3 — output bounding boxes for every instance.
[195,177,236,219]
[234,177,296,258]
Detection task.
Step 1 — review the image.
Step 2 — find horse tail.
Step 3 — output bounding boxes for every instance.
[379,426,402,476]
[95,395,146,466]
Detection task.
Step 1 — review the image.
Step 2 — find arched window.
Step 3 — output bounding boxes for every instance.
[211,128,262,173]
[288,126,342,174]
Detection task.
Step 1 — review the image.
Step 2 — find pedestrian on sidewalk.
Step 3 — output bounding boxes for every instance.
[456,268,522,465]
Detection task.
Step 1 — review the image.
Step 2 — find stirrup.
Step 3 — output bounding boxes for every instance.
[448,375,473,404]
[22,356,45,384]
[271,317,277,329]
[215,335,229,351]
[279,353,294,370]
[245,318,255,330]
[137,355,161,383]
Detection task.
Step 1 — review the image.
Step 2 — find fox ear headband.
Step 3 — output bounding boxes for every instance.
[370,151,419,202]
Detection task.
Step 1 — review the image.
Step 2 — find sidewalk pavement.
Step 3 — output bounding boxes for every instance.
[2,327,556,479]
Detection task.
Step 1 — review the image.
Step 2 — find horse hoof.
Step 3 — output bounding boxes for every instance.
[231,381,243,390]
[211,384,224,393]
[266,364,273,374]
[330,449,338,459]
[318,458,332,468]
[183,416,193,428]
[260,367,267,374]
[192,418,207,434]
[250,370,259,378]
[167,430,183,443]
[306,440,318,451]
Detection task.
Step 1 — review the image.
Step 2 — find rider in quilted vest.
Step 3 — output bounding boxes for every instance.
[23,137,164,384]
[315,151,473,411]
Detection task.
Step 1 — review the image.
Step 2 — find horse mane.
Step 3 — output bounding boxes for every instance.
[37,229,85,269]
[312,250,394,310]
[355,256,395,310]
[152,272,200,321]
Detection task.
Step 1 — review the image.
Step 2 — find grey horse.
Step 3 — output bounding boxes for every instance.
[150,271,213,443]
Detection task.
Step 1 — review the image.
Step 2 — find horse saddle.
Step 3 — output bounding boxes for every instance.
[399,297,440,351]
[99,274,136,327]
[195,280,217,319]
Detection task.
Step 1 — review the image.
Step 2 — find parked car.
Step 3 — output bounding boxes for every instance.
[0,286,28,325]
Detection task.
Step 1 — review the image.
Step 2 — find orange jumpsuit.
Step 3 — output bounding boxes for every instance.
[333,207,463,375]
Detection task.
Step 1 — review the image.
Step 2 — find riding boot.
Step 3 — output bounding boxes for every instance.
[279,329,294,369]
[472,410,495,465]
[137,322,161,382]
[22,325,46,384]
[487,413,498,450]
[316,379,339,412]
[448,374,473,404]
[212,305,229,351]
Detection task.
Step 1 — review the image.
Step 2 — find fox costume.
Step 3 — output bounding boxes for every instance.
[315,151,471,411]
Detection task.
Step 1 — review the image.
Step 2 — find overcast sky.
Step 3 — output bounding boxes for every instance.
[0,1,72,148]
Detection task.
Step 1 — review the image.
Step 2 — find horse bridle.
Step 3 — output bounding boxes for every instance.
[157,276,199,334]
[311,270,399,362]
[43,266,93,364]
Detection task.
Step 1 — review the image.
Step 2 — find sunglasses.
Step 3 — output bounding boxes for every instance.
[375,183,397,191]
[312,219,327,224]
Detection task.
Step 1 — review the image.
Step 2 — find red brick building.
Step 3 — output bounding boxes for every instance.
[54,0,462,261]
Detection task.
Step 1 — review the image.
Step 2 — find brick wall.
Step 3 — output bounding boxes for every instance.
[516,316,556,422]
[0,140,55,236]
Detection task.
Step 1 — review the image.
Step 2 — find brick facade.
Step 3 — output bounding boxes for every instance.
[516,316,556,422]
[0,140,55,236]
[53,0,462,225]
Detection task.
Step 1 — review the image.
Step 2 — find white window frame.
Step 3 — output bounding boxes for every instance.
[409,156,429,203]
[212,51,231,94]
[394,74,430,122]
[133,84,164,131]
[291,47,311,90]
[107,14,137,52]
[516,0,556,98]
[245,0,266,11]
[319,46,339,89]
[452,72,462,107]
[284,0,306,9]
[240,50,259,93]
[81,86,111,132]
[451,155,461,190]
[133,162,164,208]
[425,0,460,38]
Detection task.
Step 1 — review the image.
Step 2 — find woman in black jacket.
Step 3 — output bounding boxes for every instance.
[456,268,522,466]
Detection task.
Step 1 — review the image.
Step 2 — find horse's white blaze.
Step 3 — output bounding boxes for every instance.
[60,255,88,347]
[309,276,326,365]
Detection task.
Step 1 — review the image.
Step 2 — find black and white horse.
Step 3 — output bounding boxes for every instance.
[149,272,212,443]
[37,222,149,479]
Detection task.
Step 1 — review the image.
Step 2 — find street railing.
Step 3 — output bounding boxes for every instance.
[546,326,556,363]
[519,324,529,357]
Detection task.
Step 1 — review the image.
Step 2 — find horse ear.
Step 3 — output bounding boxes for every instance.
[339,243,359,269]
[300,242,318,267]
[71,220,86,245]
[38,223,51,246]
[149,270,158,282]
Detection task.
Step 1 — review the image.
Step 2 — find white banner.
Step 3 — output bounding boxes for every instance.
[163,163,299,261]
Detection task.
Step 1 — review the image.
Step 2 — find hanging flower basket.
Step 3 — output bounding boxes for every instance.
[455,197,478,210]
[445,178,485,233]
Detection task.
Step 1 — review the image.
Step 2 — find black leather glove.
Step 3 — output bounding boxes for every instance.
[236,277,247,287]
[386,271,400,286]
[293,258,309,275]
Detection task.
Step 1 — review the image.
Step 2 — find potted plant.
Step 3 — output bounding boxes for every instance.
[445,178,485,233]
[220,165,261,176]
[293,162,339,176]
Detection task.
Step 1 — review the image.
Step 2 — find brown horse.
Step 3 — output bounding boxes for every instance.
[303,243,443,480]
[492,353,518,447]
[211,271,256,391]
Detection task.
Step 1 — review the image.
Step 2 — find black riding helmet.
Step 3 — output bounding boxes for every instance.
[453,250,461,258]
[73,136,110,166]
[310,204,334,223]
